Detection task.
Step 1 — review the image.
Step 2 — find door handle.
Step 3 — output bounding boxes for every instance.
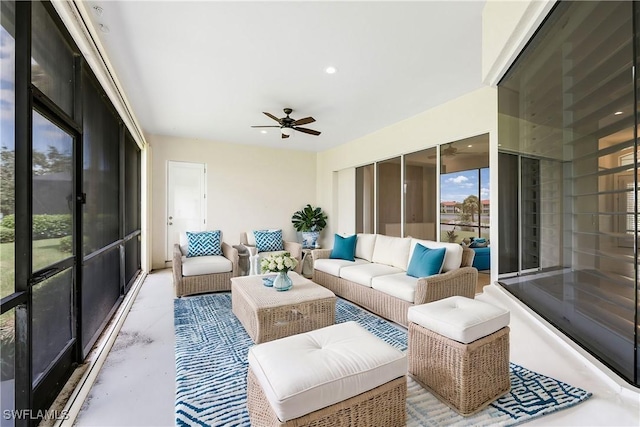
[169,216,173,220]
[169,222,173,225]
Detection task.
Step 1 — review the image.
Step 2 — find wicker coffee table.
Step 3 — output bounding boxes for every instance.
[231,272,337,344]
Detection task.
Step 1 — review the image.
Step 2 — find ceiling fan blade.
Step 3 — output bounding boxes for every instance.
[251,125,280,128]
[293,116,315,126]
[263,112,281,123]
[281,133,290,139]
[294,127,321,136]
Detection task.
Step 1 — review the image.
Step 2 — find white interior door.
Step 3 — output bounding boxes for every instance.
[167,161,206,260]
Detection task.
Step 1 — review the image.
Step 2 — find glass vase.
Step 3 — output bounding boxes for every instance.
[272,271,293,291]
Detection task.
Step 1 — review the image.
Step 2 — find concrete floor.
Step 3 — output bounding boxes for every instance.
[73,269,640,426]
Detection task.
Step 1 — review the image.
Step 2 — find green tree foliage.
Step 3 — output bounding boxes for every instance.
[462,195,480,224]
[0,147,15,216]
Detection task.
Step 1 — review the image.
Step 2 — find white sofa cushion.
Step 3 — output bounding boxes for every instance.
[314,258,368,276]
[181,255,232,276]
[340,263,404,287]
[410,238,463,273]
[408,296,510,343]
[248,321,407,422]
[355,233,377,262]
[371,235,412,269]
[371,273,418,303]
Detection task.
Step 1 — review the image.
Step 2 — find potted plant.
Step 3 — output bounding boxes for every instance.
[291,204,328,249]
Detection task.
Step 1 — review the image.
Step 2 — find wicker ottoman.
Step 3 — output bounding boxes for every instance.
[408,296,510,416]
[247,321,407,426]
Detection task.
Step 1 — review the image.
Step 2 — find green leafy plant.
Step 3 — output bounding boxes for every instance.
[446,227,458,243]
[291,204,328,232]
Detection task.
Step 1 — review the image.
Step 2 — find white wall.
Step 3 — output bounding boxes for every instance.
[149,134,316,269]
[482,0,556,85]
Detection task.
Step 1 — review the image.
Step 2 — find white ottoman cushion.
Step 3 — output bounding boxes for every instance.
[248,321,407,422]
[408,296,509,344]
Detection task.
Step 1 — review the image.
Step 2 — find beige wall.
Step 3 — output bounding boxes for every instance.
[149,134,316,269]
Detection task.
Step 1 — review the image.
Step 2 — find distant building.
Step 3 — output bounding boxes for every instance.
[440,201,459,214]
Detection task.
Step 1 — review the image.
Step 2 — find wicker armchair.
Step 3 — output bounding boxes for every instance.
[239,231,303,274]
[172,241,239,297]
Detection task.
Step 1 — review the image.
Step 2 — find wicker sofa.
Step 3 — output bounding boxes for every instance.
[172,235,239,297]
[312,233,477,326]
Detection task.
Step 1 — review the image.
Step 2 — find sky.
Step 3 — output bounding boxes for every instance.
[440,168,489,203]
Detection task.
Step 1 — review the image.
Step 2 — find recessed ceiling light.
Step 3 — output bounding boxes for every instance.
[99,24,110,33]
[260,130,267,134]
[614,111,623,115]
[325,66,337,74]
[92,6,104,16]
[467,145,473,148]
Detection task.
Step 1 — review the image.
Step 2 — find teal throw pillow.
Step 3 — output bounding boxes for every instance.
[406,244,446,278]
[186,230,222,257]
[254,229,284,252]
[330,234,357,261]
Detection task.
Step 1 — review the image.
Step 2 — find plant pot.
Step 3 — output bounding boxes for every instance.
[301,231,320,249]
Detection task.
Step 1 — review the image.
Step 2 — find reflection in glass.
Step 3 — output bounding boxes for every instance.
[439,134,489,244]
[0,1,15,301]
[32,111,73,271]
[356,164,374,234]
[404,148,437,239]
[32,269,73,386]
[0,308,15,427]
[498,1,637,384]
[377,157,401,236]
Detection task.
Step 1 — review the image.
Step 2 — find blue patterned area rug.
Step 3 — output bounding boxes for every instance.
[175,293,591,426]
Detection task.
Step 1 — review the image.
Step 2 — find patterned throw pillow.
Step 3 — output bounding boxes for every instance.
[254,229,284,252]
[186,230,222,257]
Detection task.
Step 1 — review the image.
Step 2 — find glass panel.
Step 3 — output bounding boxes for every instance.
[355,164,374,234]
[124,133,140,235]
[32,111,73,271]
[125,237,140,286]
[497,152,519,274]
[82,71,119,255]
[0,308,15,427]
[498,1,636,384]
[519,158,540,270]
[81,248,120,354]
[479,168,490,239]
[31,1,74,116]
[376,157,401,236]
[0,1,15,300]
[404,148,437,239]
[32,268,73,385]
[439,134,489,244]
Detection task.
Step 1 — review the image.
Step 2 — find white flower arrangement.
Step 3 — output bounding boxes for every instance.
[260,252,298,273]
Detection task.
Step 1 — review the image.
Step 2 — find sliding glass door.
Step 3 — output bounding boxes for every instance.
[498,0,638,386]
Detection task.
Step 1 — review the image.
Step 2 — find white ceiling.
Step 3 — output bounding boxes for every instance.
[83,1,486,152]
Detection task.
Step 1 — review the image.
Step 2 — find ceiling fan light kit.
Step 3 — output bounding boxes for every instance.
[281,127,294,137]
[251,108,321,139]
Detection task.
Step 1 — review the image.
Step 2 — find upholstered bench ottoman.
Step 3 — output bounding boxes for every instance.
[407,296,510,416]
[247,321,407,426]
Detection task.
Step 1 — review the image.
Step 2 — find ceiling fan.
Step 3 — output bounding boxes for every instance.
[428,142,459,159]
[251,108,321,139]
